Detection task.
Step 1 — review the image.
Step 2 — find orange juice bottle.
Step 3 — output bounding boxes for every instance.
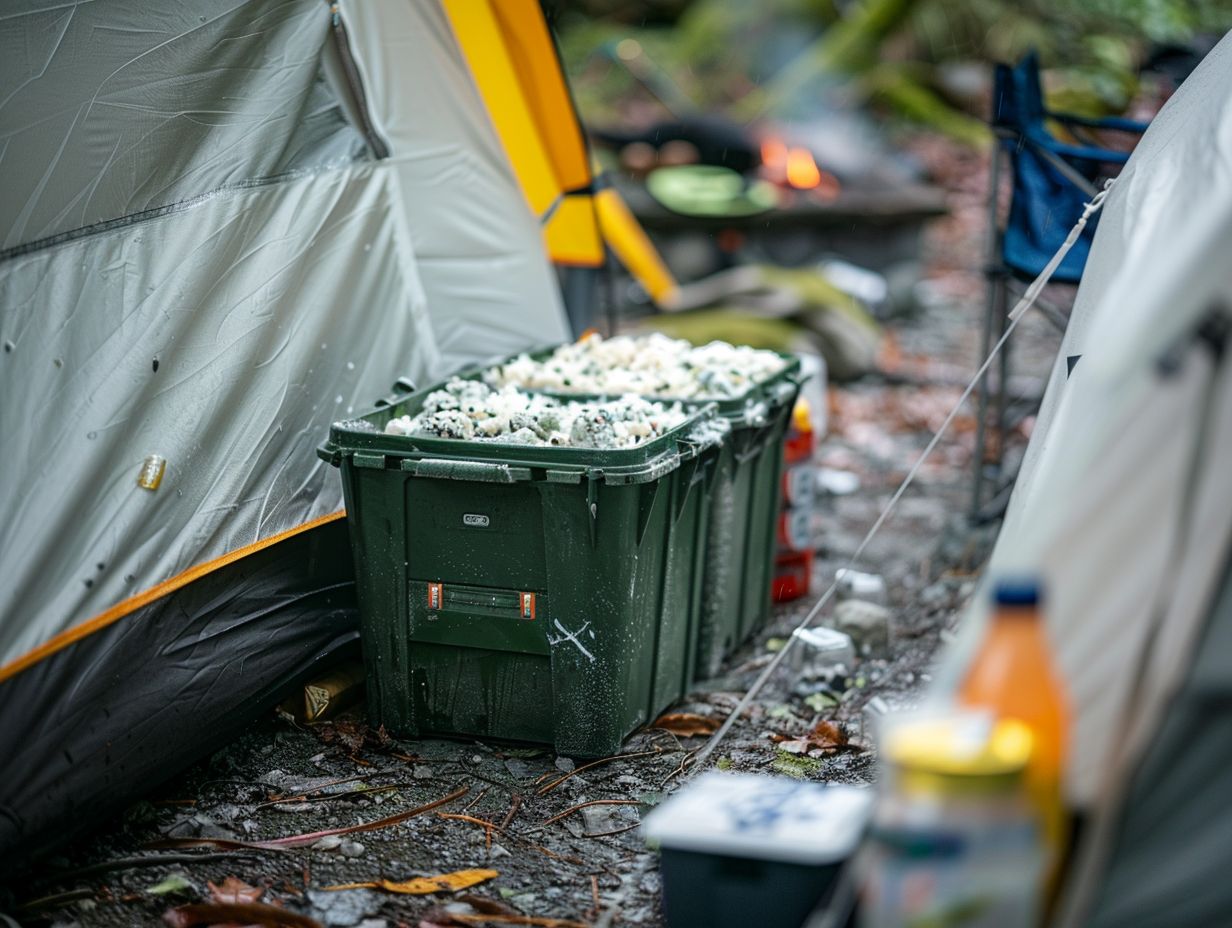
[959,578,1069,894]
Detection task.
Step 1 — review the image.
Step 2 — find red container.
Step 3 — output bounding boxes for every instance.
[781,462,816,508]
[777,507,813,553]
[773,550,813,601]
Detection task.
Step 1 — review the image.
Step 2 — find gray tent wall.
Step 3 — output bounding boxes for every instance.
[341,1,572,375]
[0,0,568,865]
[923,31,1232,925]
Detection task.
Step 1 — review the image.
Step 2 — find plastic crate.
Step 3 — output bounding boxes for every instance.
[494,347,802,678]
[319,387,722,757]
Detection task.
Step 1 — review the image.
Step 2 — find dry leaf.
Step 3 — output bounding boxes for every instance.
[328,868,498,895]
[208,876,263,905]
[651,712,719,737]
[809,720,848,749]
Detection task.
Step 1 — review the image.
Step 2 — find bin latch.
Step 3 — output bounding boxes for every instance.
[586,471,601,547]
[520,592,536,620]
[428,582,443,611]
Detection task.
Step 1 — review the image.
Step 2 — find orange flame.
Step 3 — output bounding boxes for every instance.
[761,137,787,168]
[760,136,841,198]
[785,146,822,190]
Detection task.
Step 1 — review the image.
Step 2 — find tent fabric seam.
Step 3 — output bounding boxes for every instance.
[0,161,361,264]
[0,509,347,685]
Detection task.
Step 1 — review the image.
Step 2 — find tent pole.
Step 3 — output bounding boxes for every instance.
[971,142,1005,518]
[561,265,599,337]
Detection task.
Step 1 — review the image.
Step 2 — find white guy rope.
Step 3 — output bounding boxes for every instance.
[688,179,1116,773]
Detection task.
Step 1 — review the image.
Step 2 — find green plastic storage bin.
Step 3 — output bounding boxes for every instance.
[319,388,721,757]
[500,348,802,678]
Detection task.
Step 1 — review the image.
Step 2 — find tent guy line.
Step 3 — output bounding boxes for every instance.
[687,182,1116,774]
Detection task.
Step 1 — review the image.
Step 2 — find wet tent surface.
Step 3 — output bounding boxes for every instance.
[9,139,1065,928]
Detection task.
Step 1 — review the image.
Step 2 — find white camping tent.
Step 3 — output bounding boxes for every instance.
[937,30,1232,927]
[0,0,568,864]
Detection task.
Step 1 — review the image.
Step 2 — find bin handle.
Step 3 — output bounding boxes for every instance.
[407,458,532,483]
[316,442,341,467]
[768,378,800,406]
[374,376,418,409]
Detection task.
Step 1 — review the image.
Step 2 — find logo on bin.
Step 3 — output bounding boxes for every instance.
[462,513,490,528]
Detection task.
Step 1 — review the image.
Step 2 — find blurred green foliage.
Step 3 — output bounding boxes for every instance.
[555,0,1232,142]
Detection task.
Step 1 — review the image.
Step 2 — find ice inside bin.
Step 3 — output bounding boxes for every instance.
[385,378,688,449]
[487,332,789,400]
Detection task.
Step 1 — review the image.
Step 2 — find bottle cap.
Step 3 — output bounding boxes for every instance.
[994,577,1042,606]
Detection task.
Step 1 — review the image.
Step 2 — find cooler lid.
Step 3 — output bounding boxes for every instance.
[642,772,872,865]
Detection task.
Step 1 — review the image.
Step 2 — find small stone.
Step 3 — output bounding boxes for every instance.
[554,756,575,773]
[314,835,344,851]
[504,758,536,780]
[489,843,510,859]
[340,839,365,858]
[581,805,617,834]
[833,599,892,655]
[413,764,434,779]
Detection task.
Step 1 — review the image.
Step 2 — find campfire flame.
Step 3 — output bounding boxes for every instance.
[760,135,840,198]
[785,146,822,190]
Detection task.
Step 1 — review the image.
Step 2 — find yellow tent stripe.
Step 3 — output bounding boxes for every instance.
[443,0,677,300]
[596,186,678,304]
[442,0,603,265]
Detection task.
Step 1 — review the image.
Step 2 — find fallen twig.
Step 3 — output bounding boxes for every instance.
[462,786,490,813]
[151,785,469,852]
[578,823,640,839]
[588,875,601,919]
[18,888,95,912]
[660,749,696,788]
[257,782,407,810]
[437,811,501,851]
[450,915,589,928]
[539,799,639,829]
[536,750,663,796]
[526,843,585,867]
[499,794,523,831]
[30,851,260,884]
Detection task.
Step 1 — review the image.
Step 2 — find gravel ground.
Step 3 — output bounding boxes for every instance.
[8,138,1067,928]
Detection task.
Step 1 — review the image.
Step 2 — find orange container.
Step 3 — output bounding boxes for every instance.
[960,579,1069,888]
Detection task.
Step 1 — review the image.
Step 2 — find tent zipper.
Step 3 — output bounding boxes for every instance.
[329,3,390,160]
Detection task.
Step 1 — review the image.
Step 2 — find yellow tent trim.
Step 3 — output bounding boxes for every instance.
[442,0,677,300]
[595,185,678,305]
[442,0,603,266]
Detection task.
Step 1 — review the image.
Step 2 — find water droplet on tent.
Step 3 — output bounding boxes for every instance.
[321,343,328,350]
[152,358,160,372]
[96,562,104,571]
[3,341,13,353]
[364,243,371,252]
[125,574,136,584]
[84,578,93,588]
[347,406,354,414]
[335,395,343,404]
[87,431,97,440]
[347,361,355,370]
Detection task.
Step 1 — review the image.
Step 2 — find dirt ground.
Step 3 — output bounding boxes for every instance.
[8,138,1067,928]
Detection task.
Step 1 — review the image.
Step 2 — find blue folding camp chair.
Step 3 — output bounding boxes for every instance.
[971,51,1149,517]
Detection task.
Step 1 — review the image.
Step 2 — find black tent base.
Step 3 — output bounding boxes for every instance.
[0,518,360,870]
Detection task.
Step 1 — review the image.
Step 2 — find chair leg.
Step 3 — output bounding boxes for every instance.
[993,289,1013,478]
[971,145,1005,520]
